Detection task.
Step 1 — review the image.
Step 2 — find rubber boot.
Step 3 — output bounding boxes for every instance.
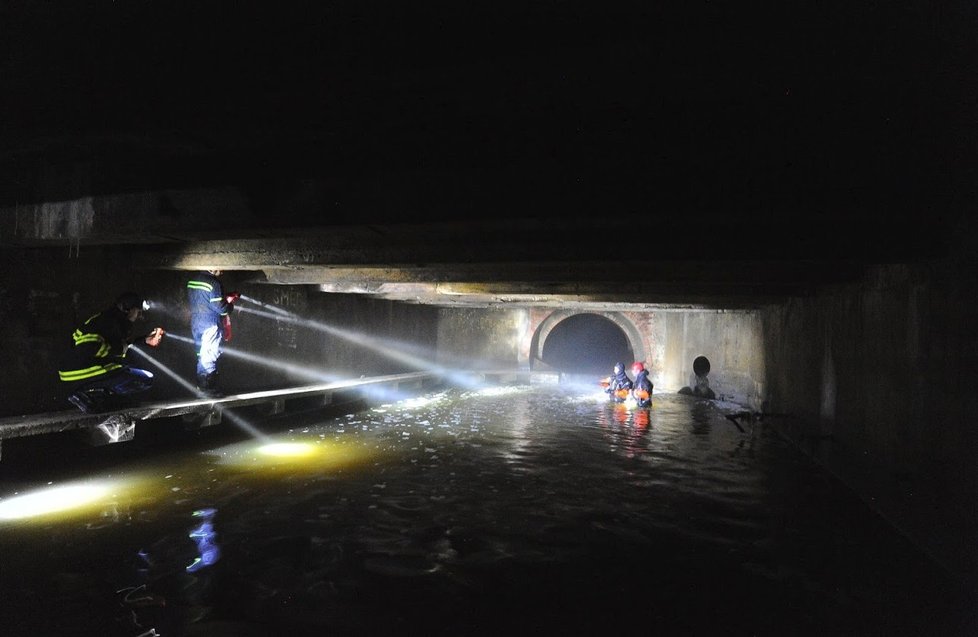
[68,390,94,413]
[68,387,110,413]
[196,373,223,398]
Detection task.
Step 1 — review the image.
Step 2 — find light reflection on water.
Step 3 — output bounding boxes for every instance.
[0,386,974,636]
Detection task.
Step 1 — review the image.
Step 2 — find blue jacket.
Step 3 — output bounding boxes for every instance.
[187,271,230,327]
[633,370,653,397]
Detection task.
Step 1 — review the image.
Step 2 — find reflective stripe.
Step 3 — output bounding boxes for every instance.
[72,329,110,357]
[187,281,213,291]
[59,362,123,382]
[72,332,110,357]
[63,310,124,381]
[208,297,223,302]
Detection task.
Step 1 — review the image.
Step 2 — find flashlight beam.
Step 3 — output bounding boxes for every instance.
[237,306,449,372]
[162,332,343,384]
[239,294,292,316]
[147,297,484,392]
[130,346,269,441]
[237,305,489,390]
[130,346,199,395]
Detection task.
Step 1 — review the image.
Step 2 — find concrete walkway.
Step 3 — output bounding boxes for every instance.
[0,371,447,460]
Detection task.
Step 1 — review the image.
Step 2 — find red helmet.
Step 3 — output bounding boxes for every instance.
[631,362,645,374]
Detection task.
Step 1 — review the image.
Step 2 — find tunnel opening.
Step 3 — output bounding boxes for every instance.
[540,313,633,375]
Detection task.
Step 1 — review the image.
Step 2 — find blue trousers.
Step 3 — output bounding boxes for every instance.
[77,366,154,396]
[192,316,223,377]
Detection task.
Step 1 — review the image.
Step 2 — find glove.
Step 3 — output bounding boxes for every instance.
[144,327,165,348]
[225,291,241,305]
[222,314,232,342]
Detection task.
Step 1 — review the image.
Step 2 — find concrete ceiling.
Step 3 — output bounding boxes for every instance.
[128,215,908,309]
[1,2,973,311]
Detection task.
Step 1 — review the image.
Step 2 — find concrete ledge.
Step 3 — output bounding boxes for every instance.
[0,371,446,458]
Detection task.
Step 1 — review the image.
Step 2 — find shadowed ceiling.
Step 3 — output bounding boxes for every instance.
[1,2,973,309]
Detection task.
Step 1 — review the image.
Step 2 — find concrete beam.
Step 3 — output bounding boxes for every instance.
[253,261,862,286]
[131,218,869,309]
[136,216,878,270]
[309,281,794,309]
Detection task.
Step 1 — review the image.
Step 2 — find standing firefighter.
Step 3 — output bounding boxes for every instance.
[187,270,239,397]
[59,292,165,413]
[603,361,634,402]
[630,362,654,408]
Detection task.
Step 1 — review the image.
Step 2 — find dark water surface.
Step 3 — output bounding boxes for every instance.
[0,386,974,636]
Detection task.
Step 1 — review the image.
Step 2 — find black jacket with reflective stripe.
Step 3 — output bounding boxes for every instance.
[58,307,134,382]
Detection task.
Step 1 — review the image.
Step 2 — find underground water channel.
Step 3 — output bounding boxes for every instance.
[0,382,974,637]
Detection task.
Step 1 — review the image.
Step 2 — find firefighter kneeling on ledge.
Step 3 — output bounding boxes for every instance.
[59,291,165,413]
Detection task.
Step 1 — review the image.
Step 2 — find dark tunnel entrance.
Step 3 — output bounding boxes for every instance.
[540,313,633,374]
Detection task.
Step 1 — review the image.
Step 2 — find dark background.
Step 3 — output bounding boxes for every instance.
[1,1,976,251]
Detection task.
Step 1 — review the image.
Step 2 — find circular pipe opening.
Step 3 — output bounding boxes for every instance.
[693,356,711,377]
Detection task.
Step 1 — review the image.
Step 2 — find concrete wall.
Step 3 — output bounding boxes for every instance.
[146,280,441,392]
[0,188,256,245]
[762,258,978,586]
[436,307,529,369]
[657,311,765,405]
[437,305,767,407]
[0,245,147,416]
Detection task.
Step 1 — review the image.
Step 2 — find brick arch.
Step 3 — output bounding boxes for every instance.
[527,310,646,370]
